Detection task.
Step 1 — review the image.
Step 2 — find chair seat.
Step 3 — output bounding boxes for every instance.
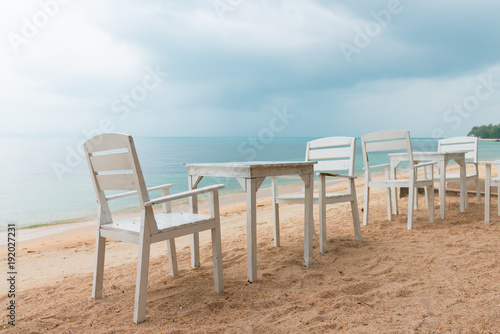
[277,192,350,200]
[276,192,352,205]
[434,173,477,180]
[369,178,433,188]
[101,213,213,234]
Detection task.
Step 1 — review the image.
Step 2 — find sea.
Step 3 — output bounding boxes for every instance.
[1,136,499,231]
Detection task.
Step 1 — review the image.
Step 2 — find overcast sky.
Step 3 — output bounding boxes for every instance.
[1,0,500,138]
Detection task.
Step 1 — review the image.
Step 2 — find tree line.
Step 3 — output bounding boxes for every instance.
[468,124,500,139]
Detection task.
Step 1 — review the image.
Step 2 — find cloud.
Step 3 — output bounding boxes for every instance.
[1,0,500,137]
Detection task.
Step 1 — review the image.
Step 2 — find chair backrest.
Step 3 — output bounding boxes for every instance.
[361,130,413,180]
[305,137,356,175]
[84,133,150,225]
[438,136,478,162]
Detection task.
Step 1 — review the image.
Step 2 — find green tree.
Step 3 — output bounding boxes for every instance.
[468,123,500,138]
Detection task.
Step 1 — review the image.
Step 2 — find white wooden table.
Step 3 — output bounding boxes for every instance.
[184,161,316,283]
[389,151,467,219]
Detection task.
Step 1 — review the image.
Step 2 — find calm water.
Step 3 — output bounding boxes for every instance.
[1,137,499,230]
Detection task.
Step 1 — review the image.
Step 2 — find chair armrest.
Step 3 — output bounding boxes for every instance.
[317,172,356,179]
[413,161,437,169]
[144,184,225,206]
[363,163,390,170]
[465,162,480,165]
[106,184,173,201]
[481,161,500,165]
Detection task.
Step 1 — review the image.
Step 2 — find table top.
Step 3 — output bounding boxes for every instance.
[184,161,316,168]
[185,161,316,178]
[389,151,467,159]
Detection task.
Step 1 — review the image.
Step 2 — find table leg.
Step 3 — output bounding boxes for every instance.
[318,173,326,254]
[459,158,466,212]
[246,178,258,283]
[303,172,314,267]
[439,160,447,219]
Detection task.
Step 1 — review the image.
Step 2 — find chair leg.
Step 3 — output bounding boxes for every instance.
[351,195,362,242]
[133,235,151,324]
[389,167,398,216]
[465,182,469,209]
[414,187,419,210]
[92,231,106,300]
[386,187,392,221]
[485,166,491,223]
[319,205,327,254]
[428,184,435,223]
[485,187,491,223]
[476,178,481,204]
[211,225,224,293]
[385,166,393,219]
[167,239,179,276]
[497,186,500,217]
[363,186,370,225]
[460,168,467,212]
[191,233,200,268]
[423,167,429,209]
[271,178,280,247]
[484,187,492,223]
[407,183,415,230]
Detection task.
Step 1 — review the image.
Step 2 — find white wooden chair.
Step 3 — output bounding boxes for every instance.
[427,137,481,207]
[483,160,500,222]
[84,133,224,324]
[361,130,435,230]
[271,137,362,254]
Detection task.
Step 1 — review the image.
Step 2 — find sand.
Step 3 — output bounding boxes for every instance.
[1,167,499,333]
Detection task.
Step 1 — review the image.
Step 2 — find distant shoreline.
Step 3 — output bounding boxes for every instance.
[478,138,500,142]
[0,178,343,245]
[4,137,498,233]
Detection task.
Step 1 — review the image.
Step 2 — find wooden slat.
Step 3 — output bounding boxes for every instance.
[308,137,353,149]
[151,220,216,243]
[100,228,139,244]
[96,173,137,191]
[362,130,408,142]
[308,147,352,160]
[439,143,475,153]
[145,184,225,206]
[318,172,356,179]
[84,133,130,153]
[90,152,132,172]
[106,184,173,201]
[314,160,350,172]
[439,137,476,145]
[365,139,408,152]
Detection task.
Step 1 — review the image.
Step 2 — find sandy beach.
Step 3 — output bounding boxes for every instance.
[1,166,499,333]
[4,0,500,332]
